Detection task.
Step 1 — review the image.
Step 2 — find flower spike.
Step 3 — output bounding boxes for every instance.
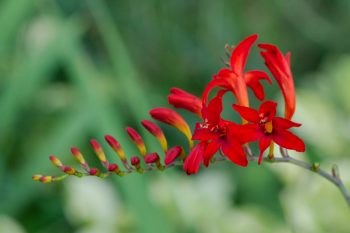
[150,107,193,148]
[141,120,168,152]
[126,127,147,156]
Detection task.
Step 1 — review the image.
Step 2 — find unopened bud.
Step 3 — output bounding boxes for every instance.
[126,127,147,156]
[90,139,108,167]
[63,166,76,175]
[145,152,164,170]
[40,176,53,183]
[89,168,100,176]
[105,135,131,170]
[164,146,183,165]
[130,156,144,173]
[141,120,168,152]
[49,155,63,168]
[71,147,89,170]
[32,174,43,181]
[108,163,124,176]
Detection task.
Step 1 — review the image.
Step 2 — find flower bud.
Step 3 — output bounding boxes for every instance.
[71,147,89,170]
[145,152,164,170]
[126,127,147,156]
[130,156,144,173]
[90,139,108,167]
[150,108,193,148]
[141,120,168,152]
[164,146,183,165]
[49,155,63,168]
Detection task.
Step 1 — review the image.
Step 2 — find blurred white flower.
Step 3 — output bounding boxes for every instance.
[0,215,26,233]
[280,160,350,233]
[64,177,121,233]
[25,16,58,53]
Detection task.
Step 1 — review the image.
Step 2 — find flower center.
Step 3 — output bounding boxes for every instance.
[265,121,273,133]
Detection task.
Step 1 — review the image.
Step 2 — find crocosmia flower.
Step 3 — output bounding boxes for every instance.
[202,34,271,109]
[233,100,305,164]
[258,43,295,120]
[184,91,247,175]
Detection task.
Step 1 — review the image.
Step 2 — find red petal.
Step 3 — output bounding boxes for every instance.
[183,142,206,175]
[192,123,219,141]
[168,88,202,117]
[258,43,295,120]
[202,76,231,104]
[214,68,234,80]
[258,44,290,76]
[221,141,248,167]
[232,104,259,123]
[259,100,277,120]
[245,70,272,100]
[203,139,221,167]
[228,123,263,144]
[273,117,301,130]
[273,130,305,152]
[204,90,225,124]
[230,34,258,75]
[258,136,272,164]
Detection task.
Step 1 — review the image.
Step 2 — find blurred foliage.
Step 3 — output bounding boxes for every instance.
[0,0,350,233]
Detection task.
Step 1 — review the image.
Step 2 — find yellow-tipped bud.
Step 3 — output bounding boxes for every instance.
[105,135,127,162]
[126,127,147,156]
[71,147,88,169]
[90,139,108,168]
[49,155,63,168]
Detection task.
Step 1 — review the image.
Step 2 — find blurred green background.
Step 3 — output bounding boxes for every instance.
[1,0,350,232]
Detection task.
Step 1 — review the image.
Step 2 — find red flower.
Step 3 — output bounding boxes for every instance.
[202,34,271,110]
[258,43,295,120]
[233,100,305,164]
[184,91,247,174]
[168,88,202,117]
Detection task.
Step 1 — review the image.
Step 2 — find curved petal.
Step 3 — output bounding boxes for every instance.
[273,130,305,152]
[221,141,248,167]
[259,100,277,120]
[183,142,206,175]
[203,139,222,167]
[258,136,272,164]
[244,70,272,100]
[232,104,259,123]
[230,34,258,75]
[202,78,231,105]
[258,43,295,120]
[273,117,301,130]
[214,68,234,80]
